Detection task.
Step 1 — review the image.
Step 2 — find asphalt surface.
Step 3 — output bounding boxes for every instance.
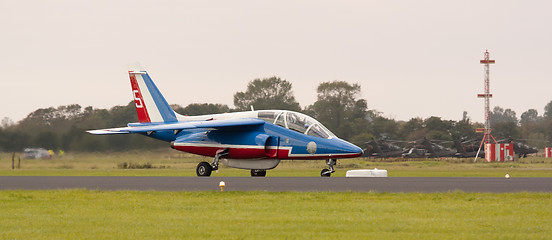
[1,176,551,192]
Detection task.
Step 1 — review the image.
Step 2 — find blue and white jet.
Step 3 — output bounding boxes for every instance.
[87,65,363,177]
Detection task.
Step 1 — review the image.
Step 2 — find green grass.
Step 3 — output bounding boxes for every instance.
[1,150,552,177]
[2,152,551,239]
[0,190,550,239]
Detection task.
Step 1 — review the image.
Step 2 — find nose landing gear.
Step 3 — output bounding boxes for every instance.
[321,159,336,177]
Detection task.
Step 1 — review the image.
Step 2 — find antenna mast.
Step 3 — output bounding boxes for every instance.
[475,50,497,162]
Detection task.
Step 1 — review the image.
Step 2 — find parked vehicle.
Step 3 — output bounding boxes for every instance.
[22,148,52,159]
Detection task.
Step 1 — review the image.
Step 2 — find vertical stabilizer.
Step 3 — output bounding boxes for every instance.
[128,64,177,123]
[454,140,467,155]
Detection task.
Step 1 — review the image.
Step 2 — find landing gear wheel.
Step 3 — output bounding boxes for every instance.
[196,162,212,177]
[321,159,336,177]
[251,169,266,177]
[321,169,331,177]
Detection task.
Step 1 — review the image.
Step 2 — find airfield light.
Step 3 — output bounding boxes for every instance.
[219,181,226,191]
[505,174,510,179]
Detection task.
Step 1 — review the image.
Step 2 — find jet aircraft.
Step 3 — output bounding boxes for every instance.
[87,66,363,177]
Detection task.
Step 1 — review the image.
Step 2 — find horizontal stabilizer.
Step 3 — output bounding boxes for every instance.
[86,127,132,135]
[87,118,265,135]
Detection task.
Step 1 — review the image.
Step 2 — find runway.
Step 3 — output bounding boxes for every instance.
[1,176,551,192]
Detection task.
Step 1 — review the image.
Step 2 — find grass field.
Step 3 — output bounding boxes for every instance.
[1,151,551,239]
[1,150,552,177]
[0,190,550,239]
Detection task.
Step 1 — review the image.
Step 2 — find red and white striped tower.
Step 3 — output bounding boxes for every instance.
[475,50,497,162]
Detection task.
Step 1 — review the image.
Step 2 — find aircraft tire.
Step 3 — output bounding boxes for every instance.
[321,169,331,177]
[196,162,212,177]
[251,169,266,177]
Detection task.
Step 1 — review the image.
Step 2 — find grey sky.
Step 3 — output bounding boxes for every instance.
[1,0,550,123]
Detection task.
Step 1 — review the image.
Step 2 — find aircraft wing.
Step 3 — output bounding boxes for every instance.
[87,118,265,135]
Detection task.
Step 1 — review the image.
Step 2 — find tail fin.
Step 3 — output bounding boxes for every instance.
[128,64,178,123]
[454,140,467,154]
[371,139,384,155]
[421,138,435,154]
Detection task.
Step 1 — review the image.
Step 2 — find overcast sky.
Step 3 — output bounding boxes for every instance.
[1,0,550,124]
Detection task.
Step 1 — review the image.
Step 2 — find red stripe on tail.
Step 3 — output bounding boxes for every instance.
[129,73,151,123]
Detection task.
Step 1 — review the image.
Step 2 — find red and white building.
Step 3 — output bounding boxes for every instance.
[485,143,514,162]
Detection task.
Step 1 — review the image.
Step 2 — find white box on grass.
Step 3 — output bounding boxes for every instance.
[346,168,387,177]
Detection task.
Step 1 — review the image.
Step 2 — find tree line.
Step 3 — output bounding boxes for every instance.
[1,76,551,152]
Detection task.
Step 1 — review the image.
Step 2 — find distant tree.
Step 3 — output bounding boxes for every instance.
[349,132,376,149]
[0,129,30,152]
[306,81,368,140]
[427,130,453,142]
[1,117,14,129]
[422,117,454,141]
[398,118,424,140]
[520,109,539,124]
[527,132,547,149]
[545,119,552,144]
[233,77,301,111]
[3,90,550,153]
[108,102,138,126]
[544,100,552,119]
[424,116,453,133]
[55,104,83,119]
[450,112,476,140]
[503,108,518,122]
[490,106,518,125]
[462,111,469,122]
[102,102,164,151]
[492,122,521,139]
[174,103,231,116]
[519,109,539,133]
[370,115,400,140]
[34,131,59,150]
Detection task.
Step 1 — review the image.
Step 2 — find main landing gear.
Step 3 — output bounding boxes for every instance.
[251,169,266,177]
[196,149,229,177]
[321,159,336,177]
[196,162,212,176]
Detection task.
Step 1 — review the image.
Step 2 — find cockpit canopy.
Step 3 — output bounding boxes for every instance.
[257,110,336,139]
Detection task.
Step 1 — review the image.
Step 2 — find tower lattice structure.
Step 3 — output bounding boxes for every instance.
[475,50,497,162]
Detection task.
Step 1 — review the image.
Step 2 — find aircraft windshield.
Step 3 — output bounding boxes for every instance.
[257,110,336,139]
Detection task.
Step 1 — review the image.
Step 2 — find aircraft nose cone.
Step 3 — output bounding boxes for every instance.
[358,146,365,156]
[336,138,363,157]
[350,143,364,157]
